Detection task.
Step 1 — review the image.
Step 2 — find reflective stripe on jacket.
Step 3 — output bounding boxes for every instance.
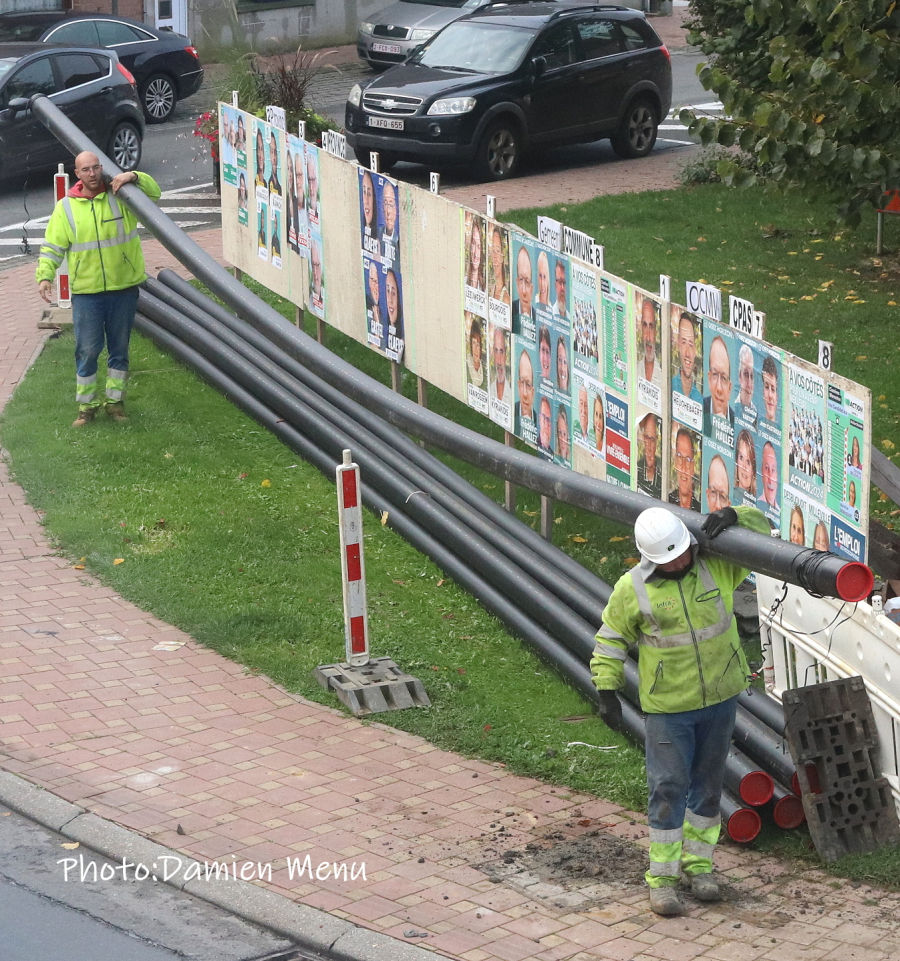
[35,172,161,294]
[591,505,770,714]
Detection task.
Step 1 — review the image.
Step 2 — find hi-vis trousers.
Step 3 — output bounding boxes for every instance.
[644,696,737,888]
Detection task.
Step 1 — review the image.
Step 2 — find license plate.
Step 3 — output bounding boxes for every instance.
[372,42,402,54]
[367,116,405,131]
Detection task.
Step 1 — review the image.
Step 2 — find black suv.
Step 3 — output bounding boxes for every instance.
[345,2,672,180]
[0,43,145,179]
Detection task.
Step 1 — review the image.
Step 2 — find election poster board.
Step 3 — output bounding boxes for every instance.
[218,103,873,561]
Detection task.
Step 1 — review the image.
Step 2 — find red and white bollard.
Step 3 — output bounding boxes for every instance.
[336,449,370,666]
[54,164,71,309]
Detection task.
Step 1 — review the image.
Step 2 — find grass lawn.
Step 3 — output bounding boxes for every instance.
[4,179,900,885]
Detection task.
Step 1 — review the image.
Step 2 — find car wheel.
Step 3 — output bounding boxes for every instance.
[610,98,659,159]
[109,122,142,172]
[353,148,399,173]
[473,119,521,182]
[141,73,177,124]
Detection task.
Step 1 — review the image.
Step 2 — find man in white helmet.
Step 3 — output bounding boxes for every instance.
[591,503,769,917]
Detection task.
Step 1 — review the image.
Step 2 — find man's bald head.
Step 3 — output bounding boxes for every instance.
[74,151,104,196]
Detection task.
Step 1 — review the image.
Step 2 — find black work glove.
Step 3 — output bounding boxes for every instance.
[701,507,738,539]
[597,690,623,733]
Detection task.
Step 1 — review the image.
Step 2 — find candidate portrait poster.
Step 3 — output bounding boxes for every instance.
[286,134,309,258]
[514,339,538,448]
[700,319,738,513]
[465,312,488,414]
[252,119,268,261]
[631,286,667,502]
[511,233,538,342]
[487,322,512,431]
[234,111,248,172]
[359,168,404,361]
[486,222,512,330]
[463,210,488,321]
[306,144,324,320]
[219,104,238,187]
[571,372,608,482]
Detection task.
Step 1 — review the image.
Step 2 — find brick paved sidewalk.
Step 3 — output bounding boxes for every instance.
[3,214,900,957]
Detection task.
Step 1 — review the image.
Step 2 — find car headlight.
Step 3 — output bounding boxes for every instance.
[409,28,435,41]
[427,97,476,116]
[359,21,375,35]
[348,84,363,107]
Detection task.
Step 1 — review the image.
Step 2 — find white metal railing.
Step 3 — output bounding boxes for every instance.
[756,573,900,814]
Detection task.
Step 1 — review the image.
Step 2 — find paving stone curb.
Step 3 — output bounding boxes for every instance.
[0,771,439,961]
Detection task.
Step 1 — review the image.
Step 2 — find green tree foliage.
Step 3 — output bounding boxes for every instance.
[683,0,900,224]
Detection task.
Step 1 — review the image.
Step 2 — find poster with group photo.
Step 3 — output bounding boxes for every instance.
[783,358,868,562]
[486,222,511,330]
[359,168,404,361]
[286,134,309,258]
[487,322,512,431]
[572,261,600,382]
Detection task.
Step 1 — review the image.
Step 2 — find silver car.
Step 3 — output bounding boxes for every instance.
[358,0,546,71]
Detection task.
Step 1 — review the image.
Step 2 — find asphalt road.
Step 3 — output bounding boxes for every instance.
[0,807,310,961]
[0,49,713,266]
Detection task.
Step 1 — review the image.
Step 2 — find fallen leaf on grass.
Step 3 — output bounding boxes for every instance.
[392,579,406,586]
[609,536,628,542]
[380,511,389,526]
[570,535,588,543]
[624,557,640,567]
[856,356,868,361]
[261,479,271,488]
[436,579,445,587]
[523,510,538,517]
[74,557,86,570]
[113,558,124,565]
[882,440,896,451]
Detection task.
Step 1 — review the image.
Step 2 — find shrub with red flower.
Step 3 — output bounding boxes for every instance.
[193,111,219,161]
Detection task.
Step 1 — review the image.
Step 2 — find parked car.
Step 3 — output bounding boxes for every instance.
[0,43,145,178]
[357,0,550,71]
[346,2,672,180]
[0,11,202,123]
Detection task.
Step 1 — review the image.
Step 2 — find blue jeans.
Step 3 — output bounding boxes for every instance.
[72,287,139,406]
[645,696,737,830]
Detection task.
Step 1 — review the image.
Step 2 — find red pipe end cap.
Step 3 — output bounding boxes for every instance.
[835,562,874,602]
[726,807,761,844]
[774,794,806,830]
[739,770,774,806]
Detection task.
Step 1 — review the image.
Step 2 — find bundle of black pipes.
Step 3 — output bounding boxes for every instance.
[137,275,803,842]
[28,92,835,842]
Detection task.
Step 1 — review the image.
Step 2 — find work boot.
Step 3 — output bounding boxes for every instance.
[105,402,129,422]
[649,886,684,916]
[72,408,96,428]
[690,873,720,902]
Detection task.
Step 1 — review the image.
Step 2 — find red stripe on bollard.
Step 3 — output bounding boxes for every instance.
[342,470,358,508]
[346,543,361,581]
[349,615,367,654]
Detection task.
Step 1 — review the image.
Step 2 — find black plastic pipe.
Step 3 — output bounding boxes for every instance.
[27,92,873,605]
[152,270,613,607]
[733,705,798,791]
[136,312,599,696]
[137,291,604,662]
[142,278,611,624]
[738,686,787,737]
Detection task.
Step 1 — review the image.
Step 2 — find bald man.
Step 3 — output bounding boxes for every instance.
[36,151,160,427]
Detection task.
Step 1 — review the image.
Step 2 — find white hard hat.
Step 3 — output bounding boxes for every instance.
[634,508,691,564]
